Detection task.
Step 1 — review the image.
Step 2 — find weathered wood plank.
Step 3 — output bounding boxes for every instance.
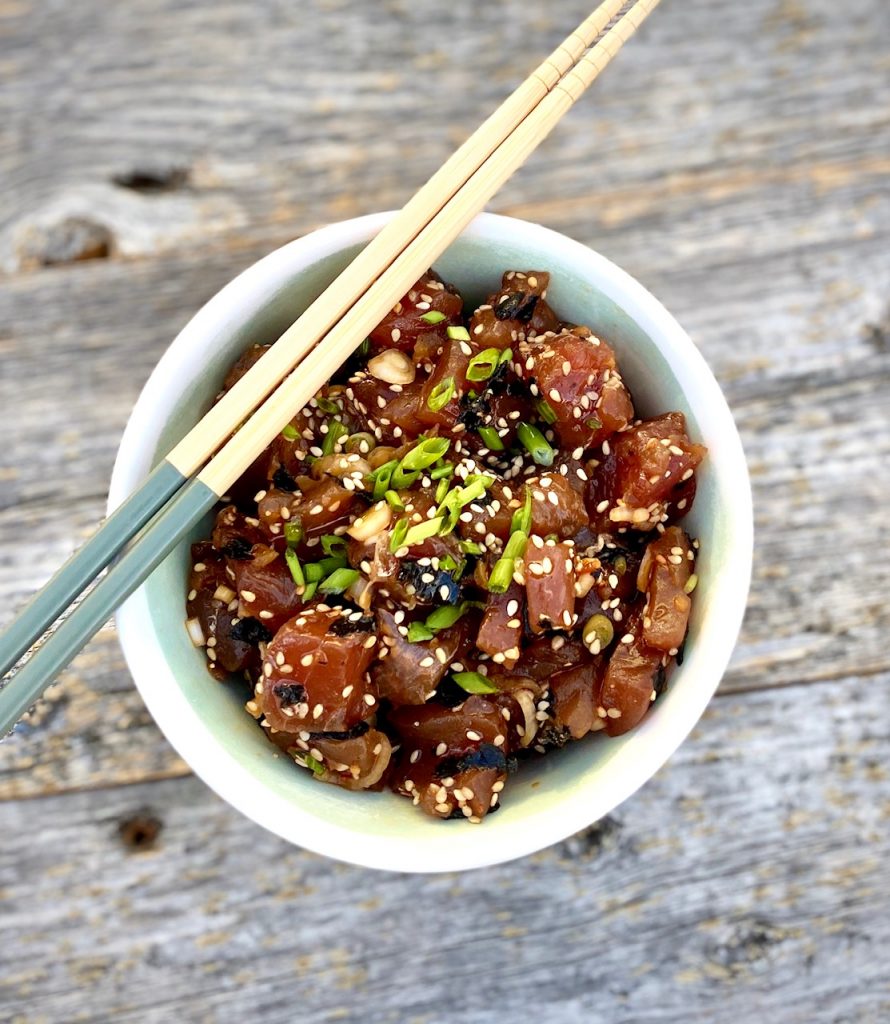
[0,672,887,1024]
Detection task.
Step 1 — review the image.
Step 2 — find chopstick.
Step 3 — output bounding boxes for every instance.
[0,0,660,734]
[0,0,629,681]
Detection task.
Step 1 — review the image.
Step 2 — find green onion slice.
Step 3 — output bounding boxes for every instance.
[316,396,340,415]
[303,754,326,776]
[453,671,499,694]
[460,540,484,556]
[407,622,434,643]
[478,426,504,451]
[517,422,555,467]
[321,419,348,456]
[389,517,410,553]
[487,530,528,593]
[370,459,399,501]
[466,347,500,382]
[385,490,405,510]
[421,310,447,325]
[319,568,359,594]
[446,325,470,341]
[400,437,451,471]
[498,347,513,365]
[320,534,347,557]
[285,547,305,589]
[534,398,557,425]
[430,462,454,481]
[284,521,304,547]
[510,488,532,536]
[281,424,299,441]
[426,376,455,412]
[435,477,450,504]
[403,516,445,547]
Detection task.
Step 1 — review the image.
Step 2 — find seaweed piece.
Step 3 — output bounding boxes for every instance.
[272,682,306,707]
[329,614,375,637]
[272,465,298,491]
[398,561,461,604]
[494,292,539,323]
[229,617,273,645]
[221,535,253,561]
[311,720,371,740]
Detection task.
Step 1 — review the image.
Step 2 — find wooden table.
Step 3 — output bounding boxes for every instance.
[2,1,888,1020]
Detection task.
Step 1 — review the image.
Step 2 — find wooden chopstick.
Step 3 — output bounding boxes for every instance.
[0,0,629,681]
[0,0,660,734]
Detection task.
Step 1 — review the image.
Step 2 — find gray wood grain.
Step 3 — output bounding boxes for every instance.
[1,0,889,1019]
[1,673,887,1024]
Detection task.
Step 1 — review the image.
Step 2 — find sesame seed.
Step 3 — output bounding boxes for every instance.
[466,731,482,742]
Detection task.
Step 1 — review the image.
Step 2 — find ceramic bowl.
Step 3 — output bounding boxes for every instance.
[109,211,752,873]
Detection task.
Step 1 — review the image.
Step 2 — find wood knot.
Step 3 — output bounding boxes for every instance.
[118,811,162,852]
[17,216,113,267]
[112,165,190,193]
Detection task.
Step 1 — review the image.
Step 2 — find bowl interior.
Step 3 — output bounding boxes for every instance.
[113,213,750,872]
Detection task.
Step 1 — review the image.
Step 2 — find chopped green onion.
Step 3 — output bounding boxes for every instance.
[389,517,410,553]
[319,568,359,594]
[430,462,454,481]
[425,604,468,631]
[321,419,348,456]
[303,754,326,776]
[478,426,504,451]
[385,490,405,510]
[684,573,698,594]
[427,376,455,412]
[438,554,459,573]
[345,432,375,455]
[400,437,451,471]
[453,671,499,695]
[370,459,399,501]
[517,422,555,467]
[585,417,602,431]
[436,474,495,535]
[510,488,532,536]
[319,553,348,573]
[403,516,445,547]
[407,622,434,643]
[498,347,513,365]
[281,424,299,441]
[488,531,527,593]
[446,325,471,341]
[435,477,450,504]
[534,398,557,425]
[356,338,370,358]
[421,310,447,325]
[320,534,347,557]
[466,348,500,382]
[285,547,305,589]
[304,562,326,583]
[460,540,484,556]
[302,580,318,602]
[316,396,340,415]
[284,521,304,547]
[582,614,614,650]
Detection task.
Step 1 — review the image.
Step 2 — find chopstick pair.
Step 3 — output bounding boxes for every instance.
[0,0,660,735]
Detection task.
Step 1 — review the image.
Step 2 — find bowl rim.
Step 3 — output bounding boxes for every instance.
[110,211,753,872]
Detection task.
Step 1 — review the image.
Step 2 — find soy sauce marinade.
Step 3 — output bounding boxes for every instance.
[185,269,706,822]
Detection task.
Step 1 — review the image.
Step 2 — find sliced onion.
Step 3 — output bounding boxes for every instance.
[367,348,416,385]
[513,689,539,748]
[186,617,206,646]
[347,500,392,542]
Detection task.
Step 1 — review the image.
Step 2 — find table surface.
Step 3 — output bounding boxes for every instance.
[2,1,889,1021]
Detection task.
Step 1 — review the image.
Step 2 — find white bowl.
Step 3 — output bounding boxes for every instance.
[109,212,752,873]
